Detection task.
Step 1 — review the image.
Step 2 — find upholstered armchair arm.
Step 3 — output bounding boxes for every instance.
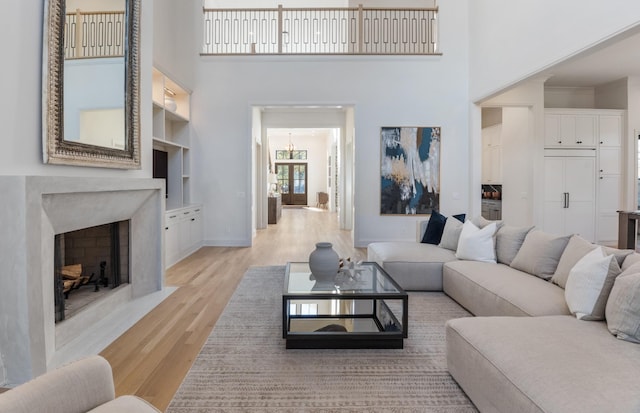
[0,356,115,413]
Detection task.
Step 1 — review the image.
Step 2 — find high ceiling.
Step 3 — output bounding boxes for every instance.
[543,27,640,87]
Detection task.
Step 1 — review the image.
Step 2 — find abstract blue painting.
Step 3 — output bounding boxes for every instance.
[380,127,440,215]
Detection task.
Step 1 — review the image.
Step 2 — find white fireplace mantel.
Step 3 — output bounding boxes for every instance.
[0,176,167,386]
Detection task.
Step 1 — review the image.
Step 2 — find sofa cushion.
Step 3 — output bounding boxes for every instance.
[621,251,640,271]
[443,260,570,317]
[470,215,501,229]
[421,211,446,244]
[0,356,116,413]
[367,242,457,290]
[446,316,640,413]
[455,221,497,263]
[495,224,534,266]
[552,235,633,288]
[88,396,160,413]
[438,215,465,251]
[510,230,570,280]
[565,247,621,321]
[606,262,640,344]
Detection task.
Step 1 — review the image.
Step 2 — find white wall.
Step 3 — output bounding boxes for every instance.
[192,0,470,247]
[153,0,199,89]
[595,79,628,110]
[480,80,546,227]
[627,77,640,210]
[545,87,596,109]
[469,0,640,101]
[500,107,533,227]
[0,0,153,177]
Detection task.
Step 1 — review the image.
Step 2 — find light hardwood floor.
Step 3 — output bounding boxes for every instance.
[100,207,366,412]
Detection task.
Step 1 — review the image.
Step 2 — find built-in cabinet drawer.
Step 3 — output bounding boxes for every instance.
[165,205,203,269]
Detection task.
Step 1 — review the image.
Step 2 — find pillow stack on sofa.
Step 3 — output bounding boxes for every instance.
[368,215,640,411]
[445,232,640,413]
[546,233,640,342]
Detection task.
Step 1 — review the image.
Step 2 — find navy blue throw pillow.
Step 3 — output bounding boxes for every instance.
[421,212,466,244]
[421,211,446,244]
[452,213,466,224]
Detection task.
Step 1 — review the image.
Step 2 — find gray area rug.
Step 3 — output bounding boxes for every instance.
[167,266,477,412]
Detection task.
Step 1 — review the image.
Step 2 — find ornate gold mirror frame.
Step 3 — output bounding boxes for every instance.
[42,0,141,169]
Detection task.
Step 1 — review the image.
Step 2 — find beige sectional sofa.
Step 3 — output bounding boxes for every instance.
[367,218,640,413]
[0,355,160,413]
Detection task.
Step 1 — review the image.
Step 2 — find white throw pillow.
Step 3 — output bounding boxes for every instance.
[438,216,465,251]
[565,247,620,321]
[455,221,497,263]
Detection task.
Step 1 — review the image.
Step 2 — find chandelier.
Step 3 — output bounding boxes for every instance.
[285,133,294,157]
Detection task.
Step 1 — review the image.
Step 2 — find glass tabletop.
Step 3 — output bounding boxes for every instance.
[285,261,403,295]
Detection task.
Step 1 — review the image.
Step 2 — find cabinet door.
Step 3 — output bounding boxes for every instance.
[543,156,595,240]
[178,213,191,254]
[543,157,565,202]
[544,114,562,147]
[165,215,180,268]
[565,157,596,241]
[598,175,621,215]
[598,215,619,244]
[599,115,621,146]
[599,147,621,175]
[564,157,595,202]
[573,115,596,146]
[565,202,595,241]
[597,165,621,243]
[189,210,204,250]
[542,157,565,234]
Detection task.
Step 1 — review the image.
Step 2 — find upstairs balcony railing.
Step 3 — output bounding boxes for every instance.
[65,10,125,59]
[202,5,439,56]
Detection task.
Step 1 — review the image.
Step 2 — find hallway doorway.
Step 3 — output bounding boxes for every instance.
[251,105,355,246]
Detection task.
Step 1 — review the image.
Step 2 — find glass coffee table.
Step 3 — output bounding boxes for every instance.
[282,261,408,349]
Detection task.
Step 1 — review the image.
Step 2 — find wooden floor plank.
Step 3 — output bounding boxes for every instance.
[100,208,366,412]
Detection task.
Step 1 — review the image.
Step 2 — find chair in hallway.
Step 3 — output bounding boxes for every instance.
[317,192,329,209]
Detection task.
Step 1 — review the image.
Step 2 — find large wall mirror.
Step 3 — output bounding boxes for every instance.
[43,0,141,169]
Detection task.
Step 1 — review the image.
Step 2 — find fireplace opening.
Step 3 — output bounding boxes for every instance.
[54,220,130,323]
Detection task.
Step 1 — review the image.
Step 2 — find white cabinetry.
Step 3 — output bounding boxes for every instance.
[596,114,623,243]
[544,111,596,148]
[152,67,192,211]
[164,205,203,269]
[542,109,624,244]
[482,124,502,184]
[543,153,596,241]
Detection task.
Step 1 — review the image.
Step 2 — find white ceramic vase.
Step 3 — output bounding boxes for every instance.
[309,242,339,281]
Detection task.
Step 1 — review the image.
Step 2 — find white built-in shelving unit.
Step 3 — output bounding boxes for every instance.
[152,67,192,211]
[152,67,203,268]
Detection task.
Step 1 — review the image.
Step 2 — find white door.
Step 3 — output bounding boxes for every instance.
[574,115,596,146]
[565,157,596,241]
[598,175,621,242]
[543,157,566,234]
[599,147,621,175]
[165,215,180,268]
[599,115,621,146]
[543,156,596,241]
[544,114,562,147]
